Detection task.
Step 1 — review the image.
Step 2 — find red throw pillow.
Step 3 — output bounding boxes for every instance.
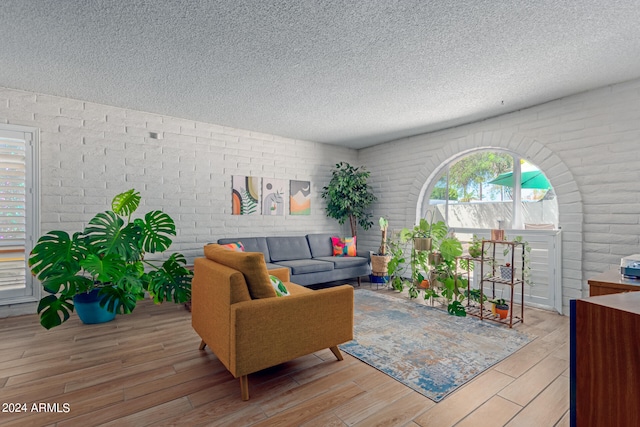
[331,236,357,257]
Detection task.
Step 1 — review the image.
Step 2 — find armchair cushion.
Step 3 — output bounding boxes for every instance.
[314,255,369,269]
[204,244,276,299]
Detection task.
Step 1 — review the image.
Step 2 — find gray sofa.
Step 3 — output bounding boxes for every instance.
[216,233,370,286]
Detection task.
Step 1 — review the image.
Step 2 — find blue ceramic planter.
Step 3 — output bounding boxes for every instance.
[73,289,116,324]
[369,274,389,284]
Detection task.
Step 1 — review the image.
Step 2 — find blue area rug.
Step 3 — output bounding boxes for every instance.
[340,290,535,402]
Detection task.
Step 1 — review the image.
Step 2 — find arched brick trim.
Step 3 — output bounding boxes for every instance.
[406,132,584,315]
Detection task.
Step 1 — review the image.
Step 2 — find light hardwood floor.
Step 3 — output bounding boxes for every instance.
[0,287,570,426]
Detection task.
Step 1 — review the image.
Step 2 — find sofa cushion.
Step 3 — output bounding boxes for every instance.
[306,233,336,258]
[266,262,286,270]
[267,236,312,261]
[314,256,369,269]
[218,237,271,261]
[272,259,334,275]
[204,244,276,299]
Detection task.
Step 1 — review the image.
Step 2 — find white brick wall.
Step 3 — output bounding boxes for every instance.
[0,87,356,317]
[2,77,640,317]
[358,78,640,315]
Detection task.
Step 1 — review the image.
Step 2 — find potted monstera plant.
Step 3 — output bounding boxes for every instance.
[28,189,193,329]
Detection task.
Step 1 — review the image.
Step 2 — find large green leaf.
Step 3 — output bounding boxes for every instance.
[39,264,93,296]
[28,231,87,279]
[146,253,192,303]
[112,189,140,218]
[37,294,74,330]
[135,210,176,253]
[110,262,146,313]
[85,211,142,260]
[447,300,467,317]
[99,283,144,315]
[80,253,127,283]
[439,237,463,263]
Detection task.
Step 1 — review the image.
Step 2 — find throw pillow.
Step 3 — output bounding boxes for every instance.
[220,241,245,252]
[331,236,357,257]
[269,275,290,297]
[204,244,276,299]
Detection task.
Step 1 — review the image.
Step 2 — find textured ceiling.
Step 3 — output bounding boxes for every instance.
[2,1,640,149]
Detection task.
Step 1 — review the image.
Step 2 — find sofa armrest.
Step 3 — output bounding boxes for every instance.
[356,250,371,260]
[267,267,290,282]
[230,285,354,377]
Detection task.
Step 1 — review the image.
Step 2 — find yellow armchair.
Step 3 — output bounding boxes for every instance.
[191,245,354,400]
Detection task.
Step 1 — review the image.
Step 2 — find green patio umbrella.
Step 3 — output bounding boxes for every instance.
[487,170,551,189]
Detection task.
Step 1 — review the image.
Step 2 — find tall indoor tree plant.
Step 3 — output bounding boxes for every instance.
[321,162,377,237]
[28,189,193,329]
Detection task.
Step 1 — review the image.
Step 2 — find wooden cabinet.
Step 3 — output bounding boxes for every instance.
[570,293,640,427]
[587,268,640,296]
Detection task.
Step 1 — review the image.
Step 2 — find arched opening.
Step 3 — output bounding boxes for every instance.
[422,150,558,230]
[411,145,567,314]
[400,133,584,316]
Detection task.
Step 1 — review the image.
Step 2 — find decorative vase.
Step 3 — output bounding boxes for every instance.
[73,289,117,324]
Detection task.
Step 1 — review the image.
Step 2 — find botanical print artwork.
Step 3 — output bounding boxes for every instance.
[262,178,286,216]
[232,175,261,215]
[290,180,311,215]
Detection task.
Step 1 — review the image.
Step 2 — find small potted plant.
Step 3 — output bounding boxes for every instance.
[490,298,509,319]
[409,211,448,251]
[468,234,483,259]
[370,217,392,283]
[466,288,488,304]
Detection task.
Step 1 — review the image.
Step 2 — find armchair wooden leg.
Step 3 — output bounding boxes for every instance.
[357,276,361,287]
[329,345,344,361]
[198,340,207,350]
[240,375,249,401]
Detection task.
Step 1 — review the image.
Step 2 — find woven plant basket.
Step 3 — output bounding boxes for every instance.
[371,254,391,275]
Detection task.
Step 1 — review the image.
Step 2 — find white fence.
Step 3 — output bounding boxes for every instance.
[455,228,562,313]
